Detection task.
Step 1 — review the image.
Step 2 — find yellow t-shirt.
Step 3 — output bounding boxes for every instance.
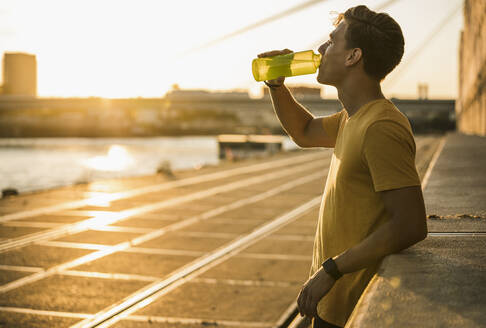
[310,98,421,327]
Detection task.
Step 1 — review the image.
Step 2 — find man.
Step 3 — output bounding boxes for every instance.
[257,5,427,328]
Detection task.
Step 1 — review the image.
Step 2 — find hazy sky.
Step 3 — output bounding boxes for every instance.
[0,0,463,99]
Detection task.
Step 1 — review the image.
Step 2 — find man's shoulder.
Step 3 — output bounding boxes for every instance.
[363,99,412,134]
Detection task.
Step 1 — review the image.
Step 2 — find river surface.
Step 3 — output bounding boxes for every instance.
[0,136,298,193]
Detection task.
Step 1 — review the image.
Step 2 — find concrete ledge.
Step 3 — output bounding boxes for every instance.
[346,133,486,327]
[423,133,486,217]
[346,235,486,327]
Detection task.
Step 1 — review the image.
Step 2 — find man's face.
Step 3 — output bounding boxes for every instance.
[316,20,350,86]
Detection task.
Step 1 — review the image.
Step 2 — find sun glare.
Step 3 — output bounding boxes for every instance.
[83,145,134,171]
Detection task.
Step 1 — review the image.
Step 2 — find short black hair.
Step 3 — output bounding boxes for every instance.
[334,5,405,81]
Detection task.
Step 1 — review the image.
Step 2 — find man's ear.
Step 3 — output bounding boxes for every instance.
[345,48,362,66]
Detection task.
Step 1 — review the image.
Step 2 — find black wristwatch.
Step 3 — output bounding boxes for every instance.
[322,258,343,281]
[264,81,282,89]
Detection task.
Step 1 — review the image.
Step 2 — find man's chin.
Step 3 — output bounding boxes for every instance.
[317,75,331,86]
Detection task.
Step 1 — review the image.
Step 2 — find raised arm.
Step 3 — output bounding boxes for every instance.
[258,49,337,148]
[267,85,338,148]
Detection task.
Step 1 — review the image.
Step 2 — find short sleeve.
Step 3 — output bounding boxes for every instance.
[321,109,346,147]
[362,120,421,192]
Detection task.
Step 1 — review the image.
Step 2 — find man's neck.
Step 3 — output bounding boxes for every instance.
[337,76,385,118]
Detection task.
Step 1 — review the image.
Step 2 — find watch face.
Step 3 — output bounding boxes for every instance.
[323,258,342,280]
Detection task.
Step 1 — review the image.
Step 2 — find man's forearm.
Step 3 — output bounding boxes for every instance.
[334,214,427,275]
[268,85,314,145]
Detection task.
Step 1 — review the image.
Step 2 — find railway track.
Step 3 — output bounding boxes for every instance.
[0,136,443,328]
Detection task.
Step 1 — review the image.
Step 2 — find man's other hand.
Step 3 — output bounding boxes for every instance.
[297,267,336,318]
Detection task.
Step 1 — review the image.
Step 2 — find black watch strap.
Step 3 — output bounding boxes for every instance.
[264,81,282,89]
[322,258,343,281]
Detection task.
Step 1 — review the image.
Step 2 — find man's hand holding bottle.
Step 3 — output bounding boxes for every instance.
[253,49,321,86]
[256,48,293,87]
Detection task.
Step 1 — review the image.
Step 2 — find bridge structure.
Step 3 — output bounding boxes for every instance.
[0,95,455,137]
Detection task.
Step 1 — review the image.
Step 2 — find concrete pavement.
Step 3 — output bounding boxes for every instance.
[0,136,441,328]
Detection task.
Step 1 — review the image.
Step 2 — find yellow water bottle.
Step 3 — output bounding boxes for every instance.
[252,50,322,82]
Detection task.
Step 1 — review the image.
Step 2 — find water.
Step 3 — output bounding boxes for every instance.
[0,136,298,193]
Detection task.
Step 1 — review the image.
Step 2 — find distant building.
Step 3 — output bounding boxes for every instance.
[417,83,428,100]
[2,52,37,97]
[457,0,486,136]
